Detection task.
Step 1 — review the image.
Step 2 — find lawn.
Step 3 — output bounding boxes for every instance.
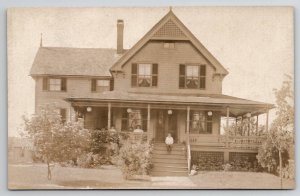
[8,163,295,189]
[189,171,295,189]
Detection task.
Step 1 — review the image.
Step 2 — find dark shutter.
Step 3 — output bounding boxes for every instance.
[179,64,185,88]
[200,65,206,89]
[110,79,114,91]
[60,108,67,123]
[152,63,158,87]
[42,77,48,91]
[91,79,96,92]
[131,63,137,87]
[61,78,67,91]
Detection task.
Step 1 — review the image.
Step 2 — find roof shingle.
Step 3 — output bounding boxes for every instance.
[30,47,122,77]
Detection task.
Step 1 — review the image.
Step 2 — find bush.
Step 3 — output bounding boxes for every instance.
[118,141,153,179]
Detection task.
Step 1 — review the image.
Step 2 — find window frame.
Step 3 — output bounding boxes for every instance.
[43,77,67,92]
[91,78,111,92]
[189,110,213,134]
[131,63,158,88]
[179,64,206,90]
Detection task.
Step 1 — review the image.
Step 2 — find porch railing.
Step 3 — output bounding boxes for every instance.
[189,134,265,150]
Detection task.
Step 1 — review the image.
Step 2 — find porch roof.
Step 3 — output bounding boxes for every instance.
[66,91,274,116]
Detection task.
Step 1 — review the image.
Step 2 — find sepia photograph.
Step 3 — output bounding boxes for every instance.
[7,6,294,189]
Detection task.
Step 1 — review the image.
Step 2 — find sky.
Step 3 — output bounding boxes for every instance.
[7,7,293,137]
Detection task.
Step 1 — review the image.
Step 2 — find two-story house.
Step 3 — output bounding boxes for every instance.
[30,9,274,176]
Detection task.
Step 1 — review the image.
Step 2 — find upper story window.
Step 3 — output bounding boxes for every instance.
[131,63,158,87]
[179,64,206,89]
[43,77,67,92]
[91,79,110,92]
[163,42,175,49]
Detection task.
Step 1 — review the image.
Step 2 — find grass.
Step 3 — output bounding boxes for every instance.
[8,163,295,189]
[189,171,295,189]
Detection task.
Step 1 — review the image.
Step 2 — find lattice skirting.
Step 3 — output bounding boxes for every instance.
[191,151,224,171]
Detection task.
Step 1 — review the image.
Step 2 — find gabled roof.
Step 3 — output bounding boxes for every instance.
[30,47,122,77]
[110,10,229,75]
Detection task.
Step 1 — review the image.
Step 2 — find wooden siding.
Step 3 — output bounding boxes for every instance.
[114,41,223,94]
[35,77,110,121]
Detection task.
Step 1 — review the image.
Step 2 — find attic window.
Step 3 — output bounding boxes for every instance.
[163,42,175,49]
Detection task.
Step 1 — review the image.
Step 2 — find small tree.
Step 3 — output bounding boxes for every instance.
[257,75,294,188]
[23,103,90,180]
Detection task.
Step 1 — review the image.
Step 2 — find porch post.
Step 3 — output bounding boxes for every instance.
[226,107,230,133]
[265,109,269,132]
[147,104,151,142]
[108,102,111,129]
[224,106,230,163]
[256,115,259,135]
[186,106,190,143]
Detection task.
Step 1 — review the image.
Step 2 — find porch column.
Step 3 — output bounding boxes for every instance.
[186,106,190,144]
[256,115,259,135]
[147,104,151,142]
[108,102,111,129]
[225,107,230,148]
[265,109,269,132]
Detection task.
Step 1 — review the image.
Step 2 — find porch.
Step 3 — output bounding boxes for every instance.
[66,91,274,174]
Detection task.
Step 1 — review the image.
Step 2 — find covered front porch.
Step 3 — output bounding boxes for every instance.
[66,91,274,150]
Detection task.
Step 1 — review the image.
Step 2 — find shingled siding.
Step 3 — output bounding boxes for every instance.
[114,41,223,94]
[35,77,111,121]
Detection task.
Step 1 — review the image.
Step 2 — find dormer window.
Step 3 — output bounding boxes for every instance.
[131,63,158,87]
[179,64,206,89]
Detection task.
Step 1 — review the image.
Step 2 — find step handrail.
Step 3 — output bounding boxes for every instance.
[187,143,191,174]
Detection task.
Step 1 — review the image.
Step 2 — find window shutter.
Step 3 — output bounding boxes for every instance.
[179,64,185,88]
[131,63,137,87]
[200,65,206,89]
[61,78,67,91]
[110,79,114,91]
[91,79,96,92]
[152,63,158,87]
[42,77,48,91]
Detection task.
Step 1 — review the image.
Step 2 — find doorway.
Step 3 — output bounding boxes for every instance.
[155,110,177,143]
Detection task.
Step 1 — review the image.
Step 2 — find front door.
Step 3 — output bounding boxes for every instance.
[155,110,177,143]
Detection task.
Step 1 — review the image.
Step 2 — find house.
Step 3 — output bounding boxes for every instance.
[30,9,274,176]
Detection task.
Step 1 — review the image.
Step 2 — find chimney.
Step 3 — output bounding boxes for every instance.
[117,19,124,54]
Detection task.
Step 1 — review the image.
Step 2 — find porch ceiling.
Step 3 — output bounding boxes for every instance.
[66,91,274,117]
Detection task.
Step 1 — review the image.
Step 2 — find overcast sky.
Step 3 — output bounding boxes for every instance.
[7,7,293,137]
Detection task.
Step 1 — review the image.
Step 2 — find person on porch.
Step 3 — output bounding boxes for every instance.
[165,133,174,152]
[133,125,143,133]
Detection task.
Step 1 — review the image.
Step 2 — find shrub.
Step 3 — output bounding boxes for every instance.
[118,141,153,179]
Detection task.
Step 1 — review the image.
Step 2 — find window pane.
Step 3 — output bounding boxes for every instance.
[138,76,151,87]
[138,64,151,75]
[97,80,110,87]
[186,65,199,77]
[49,79,61,91]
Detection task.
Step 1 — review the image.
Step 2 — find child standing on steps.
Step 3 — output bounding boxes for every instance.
[165,133,174,153]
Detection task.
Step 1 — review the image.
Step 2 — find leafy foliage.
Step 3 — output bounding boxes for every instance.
[23,103,90,180]
[118,141,153,179]
[257,75,294,188]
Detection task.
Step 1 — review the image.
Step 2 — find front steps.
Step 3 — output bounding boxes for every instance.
[151,143,188,176]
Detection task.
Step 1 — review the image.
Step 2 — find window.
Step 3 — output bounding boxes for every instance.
[60,108,67,123]
[190,111,212,134]
[42,77,67,91]
[131,63,158,87]
[179,64,206,89]
[91,79,110,92]
[121,109,147,132]
[163,42,175,49]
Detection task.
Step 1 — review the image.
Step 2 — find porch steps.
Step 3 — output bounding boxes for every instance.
[151,143,188,177]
